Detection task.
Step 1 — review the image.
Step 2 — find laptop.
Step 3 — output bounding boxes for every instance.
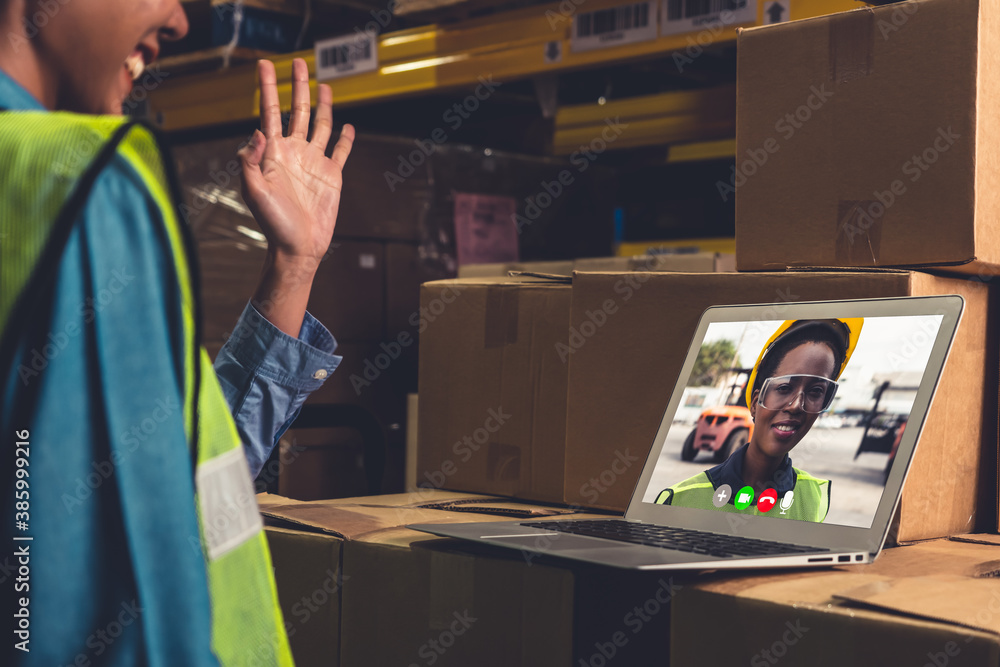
[410,295,964,570]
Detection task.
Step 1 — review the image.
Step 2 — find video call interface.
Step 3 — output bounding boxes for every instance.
[641,315,944,528]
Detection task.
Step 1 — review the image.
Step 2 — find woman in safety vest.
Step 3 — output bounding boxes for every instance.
[655,319,862,523]
[1,2,354,665]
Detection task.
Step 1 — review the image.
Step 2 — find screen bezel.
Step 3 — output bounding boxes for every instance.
[624,295,964,555]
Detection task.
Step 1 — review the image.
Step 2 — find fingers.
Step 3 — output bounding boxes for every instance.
[258,60,281,138]
[287,58,312,140]
[329,123,356,171]
[310,83,333,149]
[238,130,267,194]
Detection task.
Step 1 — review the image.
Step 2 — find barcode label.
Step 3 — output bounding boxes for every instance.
[571,1,658,53]
[315,33,378,81]
[661,0,756,36]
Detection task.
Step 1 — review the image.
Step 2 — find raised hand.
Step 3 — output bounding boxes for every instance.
[239,57,355,269]
[238,57,355,338]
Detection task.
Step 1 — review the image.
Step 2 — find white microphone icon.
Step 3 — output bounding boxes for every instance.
[779,491,794,514]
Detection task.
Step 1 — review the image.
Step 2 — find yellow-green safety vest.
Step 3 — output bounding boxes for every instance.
[0,111,293,666]
[655,470,831,522]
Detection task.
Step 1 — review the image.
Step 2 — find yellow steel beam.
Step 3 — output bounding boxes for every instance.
[148,0,863,131]
[667,138,737,163]
[616,238,736,255]
[553,86,735,154]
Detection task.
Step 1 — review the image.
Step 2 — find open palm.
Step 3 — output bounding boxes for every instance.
[239,58,354,268]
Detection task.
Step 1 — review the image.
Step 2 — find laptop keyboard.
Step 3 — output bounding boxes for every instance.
[519,519,826,559]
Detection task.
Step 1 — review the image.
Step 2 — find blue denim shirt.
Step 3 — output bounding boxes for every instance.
[215,302,341,478]
[0,68,341,479]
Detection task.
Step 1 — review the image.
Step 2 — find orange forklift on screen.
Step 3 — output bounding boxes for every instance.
[680,368,755,463]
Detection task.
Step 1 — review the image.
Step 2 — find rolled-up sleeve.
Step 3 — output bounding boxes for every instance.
[211,302,341,479]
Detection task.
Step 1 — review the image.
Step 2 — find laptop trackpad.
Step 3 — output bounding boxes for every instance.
[485,534,629,552]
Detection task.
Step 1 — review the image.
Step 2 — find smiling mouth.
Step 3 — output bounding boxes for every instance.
[124,54,145,81]
[772,422,801,437]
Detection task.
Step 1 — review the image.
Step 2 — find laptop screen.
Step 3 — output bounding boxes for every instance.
[639,314,944,529]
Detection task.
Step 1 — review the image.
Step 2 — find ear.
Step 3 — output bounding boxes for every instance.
[749,390,759,421]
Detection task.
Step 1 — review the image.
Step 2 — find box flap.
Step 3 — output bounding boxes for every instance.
[690,538,1000,634]
[259,492,586,541]
[834,575,1000,635]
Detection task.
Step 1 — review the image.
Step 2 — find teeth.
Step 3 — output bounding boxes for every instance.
[125,54,145,81]
[775,425,796,432]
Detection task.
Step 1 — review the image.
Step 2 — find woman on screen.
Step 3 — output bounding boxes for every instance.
[654,318,862,523]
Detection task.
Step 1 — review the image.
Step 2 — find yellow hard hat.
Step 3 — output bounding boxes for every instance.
[745,318,863,408]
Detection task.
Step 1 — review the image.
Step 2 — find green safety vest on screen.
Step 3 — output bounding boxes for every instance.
[0,111,293,667]
[655,470,831,522]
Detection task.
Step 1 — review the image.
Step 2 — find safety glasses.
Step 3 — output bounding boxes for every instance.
[758,374,839,414]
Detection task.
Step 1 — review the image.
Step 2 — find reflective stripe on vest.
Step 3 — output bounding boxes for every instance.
[655,470,830,522]
[0,112,292,666]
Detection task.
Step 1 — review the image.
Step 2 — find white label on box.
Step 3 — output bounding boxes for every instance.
[660,0,757,37]
[359,253,377,269]
[315,33,378,81]
[571,1,658,53]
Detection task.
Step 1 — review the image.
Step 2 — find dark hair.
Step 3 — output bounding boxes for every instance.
[751,325,847,405]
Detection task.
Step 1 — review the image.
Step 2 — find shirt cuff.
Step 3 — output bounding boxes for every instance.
[220,302,342,392]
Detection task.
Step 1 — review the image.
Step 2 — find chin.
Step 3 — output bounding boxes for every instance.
[759,437,799,460]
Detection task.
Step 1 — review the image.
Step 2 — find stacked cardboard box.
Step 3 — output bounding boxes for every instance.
[672,536,1000,666]
[735,0,1000,277]
[662,1,1000,660]
[177,130,614,498]
[455,253,735,278]
[416,0,1000,544]
[260,491,676,667]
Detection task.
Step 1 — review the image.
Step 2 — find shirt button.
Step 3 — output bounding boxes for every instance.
[313,369,328,380]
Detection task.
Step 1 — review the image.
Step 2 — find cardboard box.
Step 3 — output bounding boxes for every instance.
[735,0,1000,275]
[192,213,385,345]
[260,491,675,667]
[265,525,344,667]
[276,430,369,501]
[457,261,576,279]
[386,241,453,342]
[457,254,734,279]
[417,277,572,503]
[563,270,997,542]
[671,536,1000,666]
[574,252,735,273]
